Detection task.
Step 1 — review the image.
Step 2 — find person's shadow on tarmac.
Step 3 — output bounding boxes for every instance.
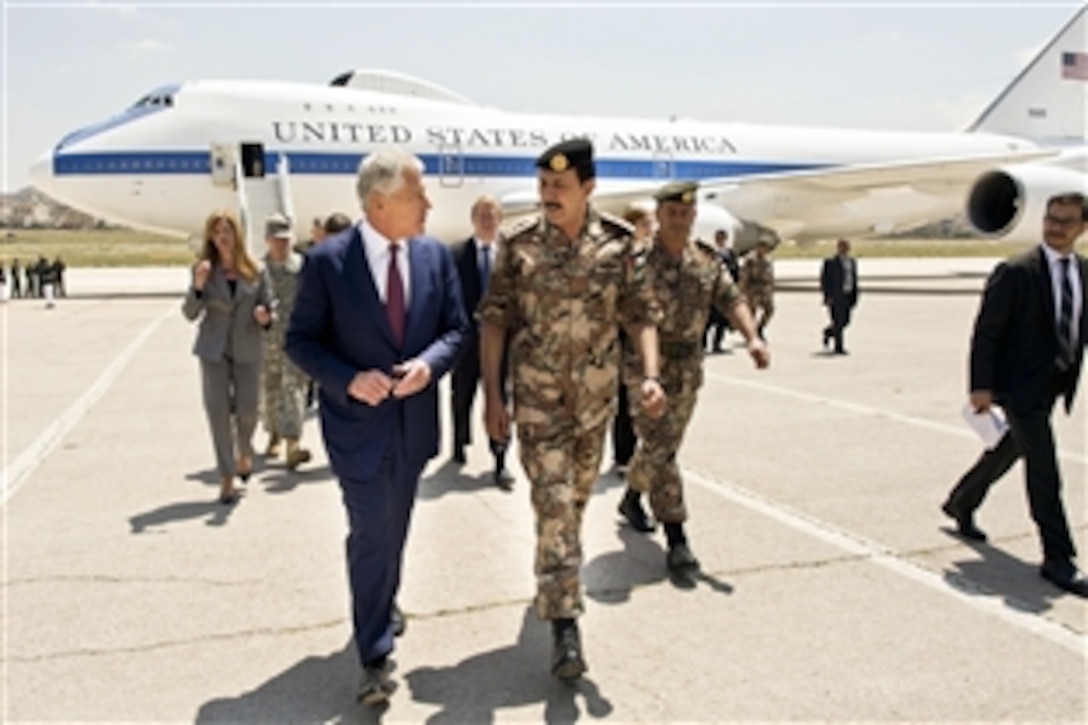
[404,606,613,724]
[128,499,236,532]
[194,608,612,724]
[584,523,735,602]
[940,533,1067,615]
[194,642,372,724]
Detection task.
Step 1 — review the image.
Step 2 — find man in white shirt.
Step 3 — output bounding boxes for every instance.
[942,192,1088,598]
[450,196,513,487]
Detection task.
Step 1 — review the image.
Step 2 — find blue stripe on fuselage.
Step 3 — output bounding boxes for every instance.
[51,150,830,179]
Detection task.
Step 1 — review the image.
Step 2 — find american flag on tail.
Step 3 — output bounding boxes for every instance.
[1061,51,1088,81]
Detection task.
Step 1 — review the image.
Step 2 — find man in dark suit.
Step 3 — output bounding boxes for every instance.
[704,228,740,353]
[286,149,469,704]
[942,192,1088,598]
[450,195,513,488]
[820,238,859,354]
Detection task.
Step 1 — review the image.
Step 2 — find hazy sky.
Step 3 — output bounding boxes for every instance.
[2,1,1084,191]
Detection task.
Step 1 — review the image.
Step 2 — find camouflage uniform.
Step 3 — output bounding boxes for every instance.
[261,251,308,439]
[740,251,775,335]
[624,237,742,523]
[477,209,661,620]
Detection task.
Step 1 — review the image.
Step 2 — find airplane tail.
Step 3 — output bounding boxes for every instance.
[967,5,1087,141]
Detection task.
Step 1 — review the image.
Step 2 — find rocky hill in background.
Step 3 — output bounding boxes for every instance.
[0,187,109,229]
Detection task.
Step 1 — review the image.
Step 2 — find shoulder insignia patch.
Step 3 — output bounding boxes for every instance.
[505,215,542,241]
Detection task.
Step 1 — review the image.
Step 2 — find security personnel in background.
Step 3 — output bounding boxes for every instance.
[619,181,769,580]
[740,241,775,340]
[10,259,22,298]
[703,228,739,353]
[260,213,311,469]
[477,138,666,682]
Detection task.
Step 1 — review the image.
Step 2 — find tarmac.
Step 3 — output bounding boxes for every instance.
[2,258,1085,723]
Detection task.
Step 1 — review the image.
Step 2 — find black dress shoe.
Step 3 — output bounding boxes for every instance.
[494,467,514,490]
[356,659,396,705]
[1040,561,1088,598]
[667,542,701,575]
[618,490,654,533]
[391,602,406,638]
[941,501,987,542]
[551,624,587,681]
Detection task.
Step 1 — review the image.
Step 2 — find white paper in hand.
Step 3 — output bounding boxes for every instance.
[961,404,1009,450]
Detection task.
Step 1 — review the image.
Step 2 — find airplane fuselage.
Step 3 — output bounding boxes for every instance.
[31,79,1039,245]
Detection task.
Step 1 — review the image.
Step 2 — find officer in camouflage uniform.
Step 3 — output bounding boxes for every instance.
[477,139,666,682]
[261,214,311,470]
[619,181,770,580]
[740,241,775,340]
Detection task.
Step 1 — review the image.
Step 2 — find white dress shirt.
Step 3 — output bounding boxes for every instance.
[359,218,410,307]
[841,255,854,293]
[1041,243,1082,347]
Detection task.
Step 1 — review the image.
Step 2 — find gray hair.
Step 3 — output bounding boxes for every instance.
[356,149,425,212]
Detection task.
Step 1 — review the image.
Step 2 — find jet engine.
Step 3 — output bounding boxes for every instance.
[694,204,780,255]
[966,165,1088,244]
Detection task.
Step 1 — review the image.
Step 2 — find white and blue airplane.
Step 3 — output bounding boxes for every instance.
[28,6,1087,254]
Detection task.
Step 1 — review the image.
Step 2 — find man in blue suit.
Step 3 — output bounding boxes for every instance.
[286,149,469,705]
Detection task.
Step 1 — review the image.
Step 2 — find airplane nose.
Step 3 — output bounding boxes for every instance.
[28,149,55,194]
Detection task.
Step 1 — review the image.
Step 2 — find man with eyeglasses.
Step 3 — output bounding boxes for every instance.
[942,192,1088,598]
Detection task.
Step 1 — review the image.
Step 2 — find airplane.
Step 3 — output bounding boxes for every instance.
[28,6,1087,257]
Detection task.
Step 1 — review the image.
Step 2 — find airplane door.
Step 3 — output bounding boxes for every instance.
[209,143,236,188]
[240,143,265,178]
[438,143,464,188]
[652,150,673,179]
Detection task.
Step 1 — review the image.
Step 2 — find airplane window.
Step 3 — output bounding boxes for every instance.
[129,85,177,110]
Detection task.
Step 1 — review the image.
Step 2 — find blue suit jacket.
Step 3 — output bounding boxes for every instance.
[285,226,469,479]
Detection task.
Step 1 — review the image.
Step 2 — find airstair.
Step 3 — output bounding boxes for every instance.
[210,142,296,259]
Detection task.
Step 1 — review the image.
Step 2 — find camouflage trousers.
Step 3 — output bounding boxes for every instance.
[745,290,775,329]
[260,353,308,439]
[518,418,609,620]
[627,385,699,524]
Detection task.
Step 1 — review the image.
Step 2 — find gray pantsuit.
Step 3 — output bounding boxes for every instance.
[182,265,272,478]
[200,358,260,477]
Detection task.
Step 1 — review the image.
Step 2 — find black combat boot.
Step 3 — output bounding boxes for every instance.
[665,522,700,575]
[617,488,654,533]
[551,618,587,681]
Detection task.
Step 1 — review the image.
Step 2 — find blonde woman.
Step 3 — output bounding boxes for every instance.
[182,210,273,504]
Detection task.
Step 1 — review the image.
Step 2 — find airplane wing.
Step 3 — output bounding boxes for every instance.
[572,147,1058,211]
[705,147,1057,193]
[537,147,1060,245]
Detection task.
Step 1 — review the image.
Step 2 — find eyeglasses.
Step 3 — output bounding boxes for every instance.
[1045,214,1082,228]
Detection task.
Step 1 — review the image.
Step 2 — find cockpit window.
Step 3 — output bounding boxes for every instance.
[56,82,181,151]
[129,84,179,110]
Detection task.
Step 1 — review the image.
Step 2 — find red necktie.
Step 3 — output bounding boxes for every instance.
[386,244,405,347]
